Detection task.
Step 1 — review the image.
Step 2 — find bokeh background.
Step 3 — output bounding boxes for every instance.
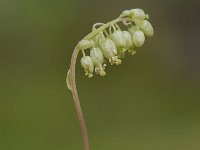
[1,0,200,150]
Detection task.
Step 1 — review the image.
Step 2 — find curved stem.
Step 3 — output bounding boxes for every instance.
[70,46,90,150]
[68,17,133,150]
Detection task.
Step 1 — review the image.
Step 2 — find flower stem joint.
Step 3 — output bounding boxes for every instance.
[69,8,154,80]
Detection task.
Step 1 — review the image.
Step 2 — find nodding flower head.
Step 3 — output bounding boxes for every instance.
[90,47,106,76]
[80,56,94,78]
[99,38,122,65]
[72,8,154,78]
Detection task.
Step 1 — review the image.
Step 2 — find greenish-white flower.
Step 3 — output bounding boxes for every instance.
[122,31,135,55]
[99,38,121,65]
[132,30,145,47]
[122,31,134,49]
[129,26,145,47]
[90,47,106,76]
[135,20,154,37]
[80,56,94,78]
[78,40,95,50]
[111,30,126,53]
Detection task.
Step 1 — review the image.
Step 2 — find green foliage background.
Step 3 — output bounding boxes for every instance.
[1,0,200,150]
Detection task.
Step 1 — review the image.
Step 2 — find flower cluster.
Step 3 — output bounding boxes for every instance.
[78,8,154,78]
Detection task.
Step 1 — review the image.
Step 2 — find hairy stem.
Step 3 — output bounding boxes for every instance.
[68,17,131,150]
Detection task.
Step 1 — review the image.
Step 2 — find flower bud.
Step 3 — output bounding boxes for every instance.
[129,26,145,47]
[122,31,135,55]
[90,47,106,76]
[132,30,145,47]
[122,31,134,49]
[99,38,121,65]
[135,20,154,37]
[111,30,126,49]
[80,56,94,78]
[130,8,147,20]
[78,40,95,50]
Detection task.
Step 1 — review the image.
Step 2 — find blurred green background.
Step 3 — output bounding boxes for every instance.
[1,0,200,150]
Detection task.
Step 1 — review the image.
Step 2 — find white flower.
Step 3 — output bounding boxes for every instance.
[90,47,106,76]
[80,56,94,78]
[122,31,134,49]
[135,20,154,37]
[111,30,126,50]
[78,40,95,50]
[122,31,135,55]
[129,26,145,47]
[99,38,122,65]
[132,30,145,47]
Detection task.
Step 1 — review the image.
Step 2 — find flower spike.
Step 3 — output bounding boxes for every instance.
[68,8,154,78]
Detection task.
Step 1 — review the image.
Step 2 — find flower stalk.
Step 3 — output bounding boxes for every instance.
[67,8,154,150]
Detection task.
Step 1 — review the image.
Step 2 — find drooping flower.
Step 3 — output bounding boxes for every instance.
[80,56,94,78]
[90,47,106,76]
[99,38,122,65]
[135,20,154,37]
[129,26,145,47]
[122,31,133,49]
[111,30,126,52]
[122,31,135,55]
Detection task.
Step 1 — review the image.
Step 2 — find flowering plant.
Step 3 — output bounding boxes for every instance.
[67,8,154,150]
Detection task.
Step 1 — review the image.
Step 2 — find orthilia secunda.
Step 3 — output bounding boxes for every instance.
[68,8,154,80]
